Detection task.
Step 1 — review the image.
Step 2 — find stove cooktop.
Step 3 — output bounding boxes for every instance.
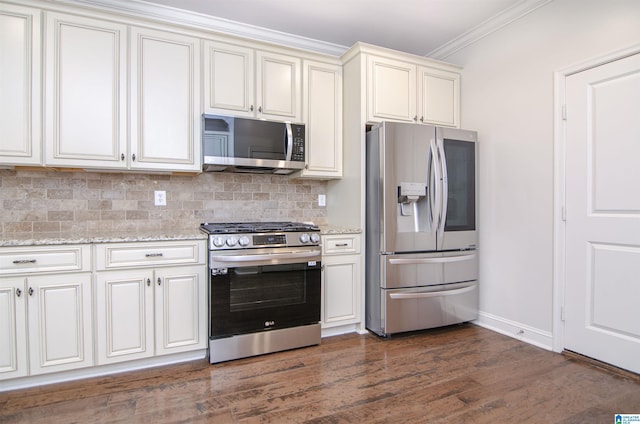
[200,221,320,235]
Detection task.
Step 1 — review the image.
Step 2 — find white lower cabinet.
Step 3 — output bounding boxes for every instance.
[321,234,362,329]
[94,241,207,365]
[0,245,93,381]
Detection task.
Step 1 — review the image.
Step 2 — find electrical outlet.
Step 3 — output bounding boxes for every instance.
[318,194,326,207]
[154,190,166,206]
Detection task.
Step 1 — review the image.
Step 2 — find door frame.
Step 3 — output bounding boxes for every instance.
[552,43,640,353]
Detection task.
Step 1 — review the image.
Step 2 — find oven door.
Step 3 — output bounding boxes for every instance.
[209,247,321,338]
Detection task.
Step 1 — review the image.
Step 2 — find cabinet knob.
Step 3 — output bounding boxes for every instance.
[146,278,151,287]
[420,116,424,123]
[157,277,161,286]
[132,154,136,162]
[121,153,125,161]
[413,116,417,122]
[28,287,34,296]
[258,106,262,113]
[16,288,22,297]
[250,105,254,112]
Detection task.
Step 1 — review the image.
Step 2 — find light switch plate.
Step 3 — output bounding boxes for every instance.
[318,194,326,207]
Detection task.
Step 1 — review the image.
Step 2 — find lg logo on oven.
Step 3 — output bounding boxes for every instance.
[264,321,275,327]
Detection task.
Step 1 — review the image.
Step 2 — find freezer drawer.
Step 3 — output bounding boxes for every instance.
[381,281,478,336]
[382,251,477,289]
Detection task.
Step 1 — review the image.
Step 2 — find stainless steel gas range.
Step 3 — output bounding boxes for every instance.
[200,221,322,363]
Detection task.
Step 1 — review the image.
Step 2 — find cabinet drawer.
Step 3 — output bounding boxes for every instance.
[95,240,205,270]
[322,235,360,255]
[0,245,90,275]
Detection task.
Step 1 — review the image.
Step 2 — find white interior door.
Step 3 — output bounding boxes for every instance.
[564,52,640,374]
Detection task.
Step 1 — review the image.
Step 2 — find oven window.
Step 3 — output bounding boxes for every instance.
[230,264,306,312]
[210,261,321,338]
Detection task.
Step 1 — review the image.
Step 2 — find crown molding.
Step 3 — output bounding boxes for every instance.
[427,0,554,60]
[46,0,349,57]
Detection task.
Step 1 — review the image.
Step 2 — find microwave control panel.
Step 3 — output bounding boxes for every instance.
[291,124,305,162]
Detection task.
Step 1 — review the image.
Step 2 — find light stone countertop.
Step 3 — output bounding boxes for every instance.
[319,226,362,235]
[0,230,208,247]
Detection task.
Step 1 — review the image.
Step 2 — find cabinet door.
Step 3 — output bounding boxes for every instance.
[44,12,127,168]
[203,41,255,117]
[0,277,27,380]
[154,265,206,355]
[367,55,416,123]
[301,60,342,179]
[96,270,154,364]
[130,27,201,171]
[27,273,93,375]
[321,255,361,327]
[418,67,460,127]
[256,51,301,121]
[0,4,41,166]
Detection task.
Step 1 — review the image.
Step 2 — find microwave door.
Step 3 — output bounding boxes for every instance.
[436,127,478,251]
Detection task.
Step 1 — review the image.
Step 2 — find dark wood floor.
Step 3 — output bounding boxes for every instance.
[1,324,639,423]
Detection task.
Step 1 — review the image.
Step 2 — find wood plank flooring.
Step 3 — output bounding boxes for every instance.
[1,324,639,423]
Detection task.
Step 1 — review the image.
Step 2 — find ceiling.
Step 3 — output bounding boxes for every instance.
[134,0,543,59]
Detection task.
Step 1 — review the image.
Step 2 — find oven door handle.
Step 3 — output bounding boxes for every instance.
[210,250,321,263]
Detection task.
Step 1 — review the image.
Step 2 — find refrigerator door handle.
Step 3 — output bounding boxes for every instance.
[427,138,437,232]
[389,285,476,299]
[431,138,443,233]
[436,139,448,238]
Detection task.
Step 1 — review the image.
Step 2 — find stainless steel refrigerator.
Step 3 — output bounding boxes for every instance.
[366,121,479,337]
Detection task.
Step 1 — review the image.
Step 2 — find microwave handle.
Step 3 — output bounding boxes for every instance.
[285,122,293,161]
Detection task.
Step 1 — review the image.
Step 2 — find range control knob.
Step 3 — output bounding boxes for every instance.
[299,233,310,243]
[238,236,250,247]
[212,236,225,248]
[310,233,320,243]
[226,236,238,247]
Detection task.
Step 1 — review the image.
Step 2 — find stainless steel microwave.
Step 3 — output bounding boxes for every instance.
[202,114,306,174]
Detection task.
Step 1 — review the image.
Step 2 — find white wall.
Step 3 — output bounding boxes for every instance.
[445,0,640,346]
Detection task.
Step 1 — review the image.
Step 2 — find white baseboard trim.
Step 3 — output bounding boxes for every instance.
[1,349,207,392]
[321,323,359,338]
[474,311,553,351]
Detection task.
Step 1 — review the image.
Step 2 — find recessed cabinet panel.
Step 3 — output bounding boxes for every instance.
[257,51,301,121]
[155,266,206,354]
[27,274,93,375]
[368,56,416,122]
[301,61,342,178]
[45,13,127,167]
[0,4,41,166]
[130,28,200,171]
[96,270,153,364]
[204,41,254,116]
[419,68,460,127]
[0,278,27,380]
[323,261,358,324]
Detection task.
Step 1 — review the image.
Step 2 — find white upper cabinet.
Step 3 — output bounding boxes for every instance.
[300,60,342,179]
[44,12,128,169]
[417,66,460,127]
[204,41,302,122]
[130,27,201,171]
[203,41,255,117]
[367,55,417,123]
[0,4,41,166]
[366,53,460,127]
[256,50,301,121]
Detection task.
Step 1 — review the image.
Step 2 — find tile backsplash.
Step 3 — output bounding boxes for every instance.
[0,169,327,238]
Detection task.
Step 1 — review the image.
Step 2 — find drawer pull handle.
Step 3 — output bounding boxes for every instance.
[146,278,151,287]
[335,243,349,247]
[16,288,22,297]
[145,253,164,258]
[13,259,37,264]
[28,287,34,296]
[157,277,161,286]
